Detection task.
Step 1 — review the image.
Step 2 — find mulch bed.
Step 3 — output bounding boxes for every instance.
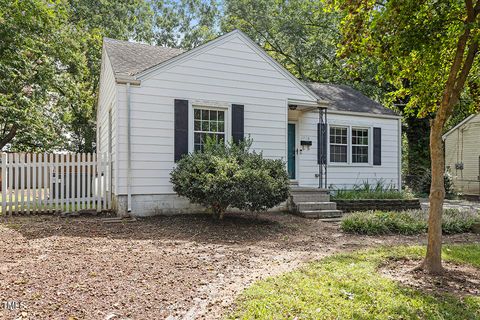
[1,212,479,320]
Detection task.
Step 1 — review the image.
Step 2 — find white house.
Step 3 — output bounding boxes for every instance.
[97,30,402,216]
[443,113,480,197]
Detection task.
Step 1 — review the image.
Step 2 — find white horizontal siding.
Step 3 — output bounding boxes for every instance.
[115,34,315,195]
[121,86,288,106]
[97,49,118,194]
[163,65,299,87]
[445,114,480,194]
[111,31,401,198]
[295,111,400,189]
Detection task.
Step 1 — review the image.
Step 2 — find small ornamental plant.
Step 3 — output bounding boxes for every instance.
[170,137,289,220]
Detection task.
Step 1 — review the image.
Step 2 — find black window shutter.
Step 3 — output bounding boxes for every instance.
[373,127,382,165]
[317,123,327,165]
[174,99,189,162]
[232,104,244,144]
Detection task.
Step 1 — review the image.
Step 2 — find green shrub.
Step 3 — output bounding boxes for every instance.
[233,151,290,213]
[341,210,425,235]
[170,138,289,219]
[442,209,480,234]
[341,209,480,235]
[332,180,414,200]
[407,167,456,198]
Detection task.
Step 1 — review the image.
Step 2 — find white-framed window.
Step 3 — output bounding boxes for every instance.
[329,126,348,163]
[193,107,226,152]
[351,128,369,163]
[328,125,371,165]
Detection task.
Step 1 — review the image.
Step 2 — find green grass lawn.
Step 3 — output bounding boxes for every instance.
[229,245,480,320]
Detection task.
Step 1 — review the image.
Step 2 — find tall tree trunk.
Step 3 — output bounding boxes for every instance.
[424,117,446,274]
[421,0,479,274]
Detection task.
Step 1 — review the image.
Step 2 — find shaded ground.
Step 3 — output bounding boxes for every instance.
[380,258,480,297]
[1,212,479,320]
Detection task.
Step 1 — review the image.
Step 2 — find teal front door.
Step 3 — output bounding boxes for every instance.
[288,123,296,179]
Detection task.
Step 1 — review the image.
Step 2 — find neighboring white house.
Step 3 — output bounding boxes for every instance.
[443,113,480,196]
[97,29,402,216]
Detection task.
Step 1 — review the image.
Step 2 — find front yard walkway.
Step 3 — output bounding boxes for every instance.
[420,198,480,211]
[1,212,479,319]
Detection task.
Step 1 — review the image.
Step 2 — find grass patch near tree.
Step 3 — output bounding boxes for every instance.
[341,209,480,235]
[229,245,480,320]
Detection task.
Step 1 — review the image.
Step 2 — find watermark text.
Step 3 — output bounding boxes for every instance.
[2,301,22,311]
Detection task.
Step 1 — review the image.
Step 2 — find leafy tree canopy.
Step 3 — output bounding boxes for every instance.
[335,0,480,274]
[0,0,88,151]
[337,0,479,117]
[1,0,220,152]
[152,0,220,49]
[221,0,387,100]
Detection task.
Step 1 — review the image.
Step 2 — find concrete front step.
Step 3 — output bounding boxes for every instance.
[290,187,329,192]
[290,187,331,202]
[290,193,330,202]
[296,201,337,211]
[288,187,343,219]
[297,209,343,219]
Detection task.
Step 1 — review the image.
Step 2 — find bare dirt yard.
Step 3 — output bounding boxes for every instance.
[1,212,479,320]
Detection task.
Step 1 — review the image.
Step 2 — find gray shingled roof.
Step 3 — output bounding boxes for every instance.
[104,38,397,116]
[103,38,184,78]
[306,83,397,116]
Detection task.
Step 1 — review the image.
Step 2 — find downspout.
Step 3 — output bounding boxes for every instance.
[325,108,328,189]
[317,106,328,189]
[398,118,402,191]
[116,78,139,214]
[318,107,322,189]
[126,83,132,213]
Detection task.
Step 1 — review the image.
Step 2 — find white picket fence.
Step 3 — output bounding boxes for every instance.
[0,153,111,215]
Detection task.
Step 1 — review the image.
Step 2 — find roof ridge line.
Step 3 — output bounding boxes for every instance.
[104,37,185,51]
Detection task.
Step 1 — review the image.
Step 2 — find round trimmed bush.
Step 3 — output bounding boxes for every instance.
[170,138,289,219]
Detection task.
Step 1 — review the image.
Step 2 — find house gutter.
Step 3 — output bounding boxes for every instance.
[317,99,330,107]
[117,78,141,86]
[328,109,402,120]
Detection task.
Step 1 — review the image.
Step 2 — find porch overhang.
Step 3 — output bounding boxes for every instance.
[287,98,329,112]
[287,98,329,189]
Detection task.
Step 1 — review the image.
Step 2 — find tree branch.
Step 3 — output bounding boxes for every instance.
[0,124,18,150]
[442,30,470,108]
[453,39,479,98]
[439,0,479,118]
[445,1,480,112]
[242,19,305,79]
[474,0,480,15]
[466,0,474,20]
